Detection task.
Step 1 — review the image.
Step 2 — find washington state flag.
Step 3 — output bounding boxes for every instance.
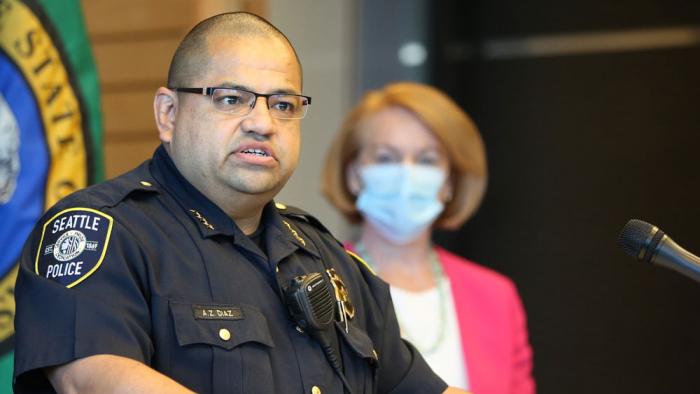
[0,0,103,390]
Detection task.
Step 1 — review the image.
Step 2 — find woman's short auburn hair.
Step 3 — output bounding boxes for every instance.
[322,82,488,230]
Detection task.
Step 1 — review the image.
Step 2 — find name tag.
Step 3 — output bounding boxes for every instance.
[192,305,244,320]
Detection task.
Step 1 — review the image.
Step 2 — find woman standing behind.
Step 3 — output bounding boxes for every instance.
[322,82,535,394]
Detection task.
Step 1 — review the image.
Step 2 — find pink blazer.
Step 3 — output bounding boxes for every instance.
[347,244,535,394]
[437,247,535,394]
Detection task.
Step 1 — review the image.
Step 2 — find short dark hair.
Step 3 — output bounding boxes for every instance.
[167,12,301,87]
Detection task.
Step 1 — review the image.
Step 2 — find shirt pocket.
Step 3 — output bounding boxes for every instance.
[336,321,379,394]
[169,300,277,394]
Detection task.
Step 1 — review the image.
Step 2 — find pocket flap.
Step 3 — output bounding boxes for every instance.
[335,321,378,363]
[170,301,275,350]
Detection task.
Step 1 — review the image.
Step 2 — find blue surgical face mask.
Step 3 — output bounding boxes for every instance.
[356,163,447,245]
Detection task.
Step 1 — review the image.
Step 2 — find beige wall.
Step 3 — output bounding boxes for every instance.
[83,0,354,238]
[267,1,355,239]
[82,0,258,177]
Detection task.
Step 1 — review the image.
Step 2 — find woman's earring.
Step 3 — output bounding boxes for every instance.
[444,189,453,203]
[351,178,364,196]
[347,164,362,196]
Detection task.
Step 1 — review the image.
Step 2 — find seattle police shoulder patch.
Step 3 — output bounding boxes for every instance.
[35,207,114,288]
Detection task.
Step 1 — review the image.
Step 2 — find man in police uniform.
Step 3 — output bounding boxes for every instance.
[13,12,467,394]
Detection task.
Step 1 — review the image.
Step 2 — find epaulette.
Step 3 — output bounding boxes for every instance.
[274,202,376,275]
[86,162,159,209]
[345,249,377,276]
[274,202,334,236]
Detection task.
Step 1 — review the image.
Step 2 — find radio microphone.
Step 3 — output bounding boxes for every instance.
[618,219,700,283]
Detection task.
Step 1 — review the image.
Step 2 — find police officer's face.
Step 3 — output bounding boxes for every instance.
[165,35,302,204]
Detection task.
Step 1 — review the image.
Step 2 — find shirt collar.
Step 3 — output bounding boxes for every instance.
[150,145,238,237]
[149,145,321,259]
[262,202,321,260]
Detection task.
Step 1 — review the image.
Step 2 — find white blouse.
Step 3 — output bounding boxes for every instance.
[389,277,469,390]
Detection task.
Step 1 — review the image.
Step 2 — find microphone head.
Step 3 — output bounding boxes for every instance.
[618,219,663,260]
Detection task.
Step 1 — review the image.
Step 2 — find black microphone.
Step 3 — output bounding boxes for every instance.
[618,219,700,283]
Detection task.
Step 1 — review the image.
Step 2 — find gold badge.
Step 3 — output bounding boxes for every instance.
[326,268,355,332]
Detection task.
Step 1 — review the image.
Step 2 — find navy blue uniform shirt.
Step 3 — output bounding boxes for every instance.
[13,146,446,394]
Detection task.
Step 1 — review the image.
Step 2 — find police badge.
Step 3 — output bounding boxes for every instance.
[35,207,113,288]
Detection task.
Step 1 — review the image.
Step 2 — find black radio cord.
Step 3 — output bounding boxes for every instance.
[314,330,354,394]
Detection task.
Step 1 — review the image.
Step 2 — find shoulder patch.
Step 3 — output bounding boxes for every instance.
[345,250,377,276]
[35,208,114,288]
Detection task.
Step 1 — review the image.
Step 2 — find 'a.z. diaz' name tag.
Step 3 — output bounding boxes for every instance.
[35,207,114,288]
[192,305,244,320]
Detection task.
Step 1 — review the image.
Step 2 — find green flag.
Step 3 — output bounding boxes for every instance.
[0,0,103,390]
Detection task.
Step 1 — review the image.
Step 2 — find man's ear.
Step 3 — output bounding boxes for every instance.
[154,87,178,143]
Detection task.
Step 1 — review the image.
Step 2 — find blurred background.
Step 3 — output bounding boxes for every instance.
[6,0,700,392]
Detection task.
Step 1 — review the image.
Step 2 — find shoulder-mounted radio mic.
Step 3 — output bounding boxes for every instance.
[285,272,335,331]
[284,272,353,393]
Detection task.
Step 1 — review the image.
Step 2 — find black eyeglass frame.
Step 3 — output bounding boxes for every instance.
[170,87,312,119]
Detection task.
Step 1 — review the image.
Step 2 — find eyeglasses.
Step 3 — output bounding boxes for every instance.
[171,87,312,119]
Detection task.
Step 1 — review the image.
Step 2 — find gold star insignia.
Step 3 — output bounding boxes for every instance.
[282,220,305,246]
[189,209,214,230]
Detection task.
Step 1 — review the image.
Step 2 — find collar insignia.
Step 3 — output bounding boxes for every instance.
[189,209,214,230]
[282,220,306,246]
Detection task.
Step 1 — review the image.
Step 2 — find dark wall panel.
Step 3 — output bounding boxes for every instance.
[433,2,700,393]
[447,1,700,36]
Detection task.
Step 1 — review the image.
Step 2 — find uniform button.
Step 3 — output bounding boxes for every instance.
[219,328,231,341]
[275,266,280,273]
[140,181,152,187]
[311,386,321,394]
